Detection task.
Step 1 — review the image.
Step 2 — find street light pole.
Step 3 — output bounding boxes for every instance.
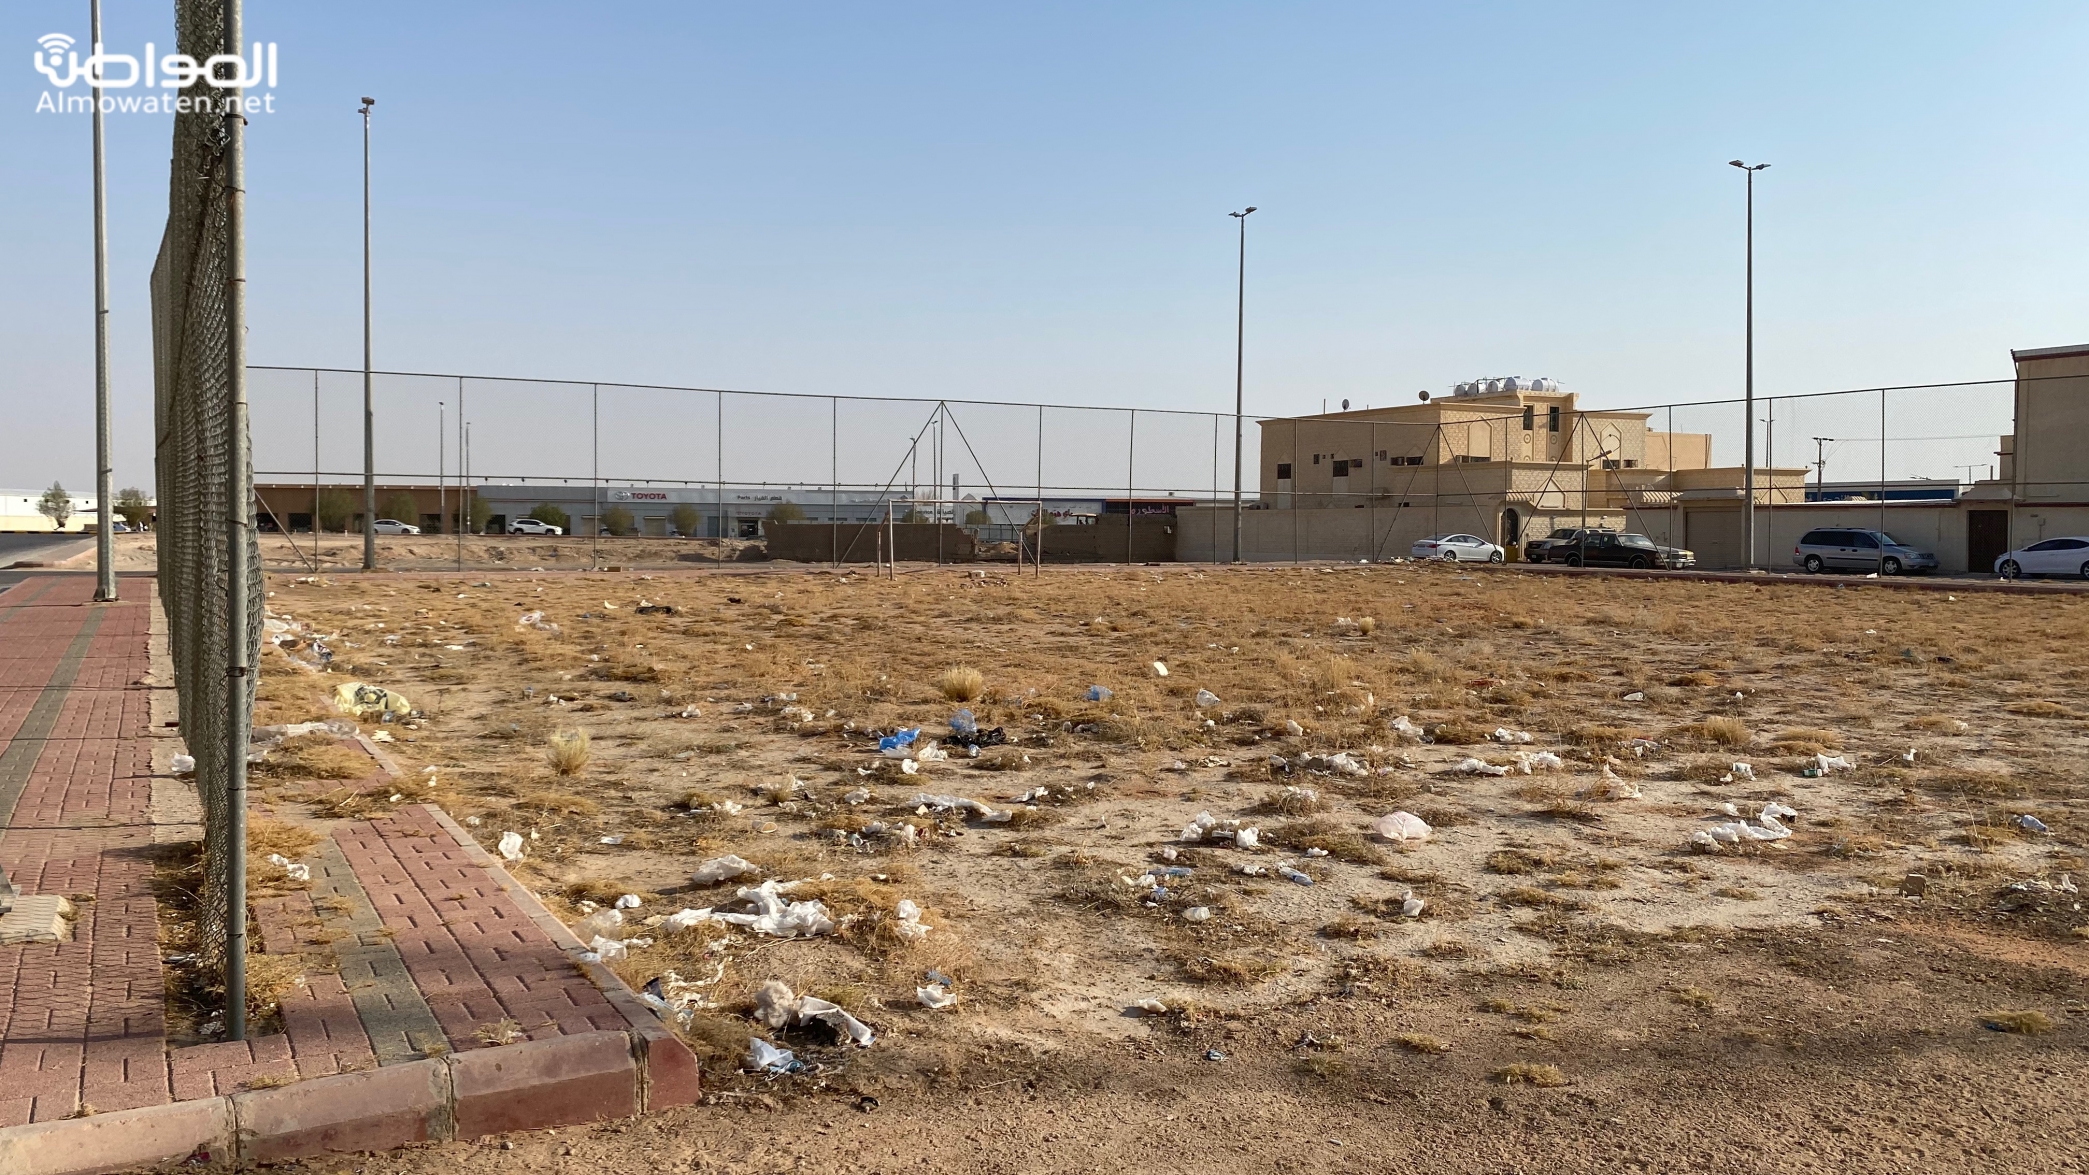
[360,97,376,571]
[90,0,116,602]
[1728,160,1768,569]
[1228,206,1256,563]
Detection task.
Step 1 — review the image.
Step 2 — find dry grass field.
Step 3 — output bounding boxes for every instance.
[252,562,2089,1174]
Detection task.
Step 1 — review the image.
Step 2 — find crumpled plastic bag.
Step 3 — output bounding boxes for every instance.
[718,880,835,937]
[877,728,921,754]
[265,853,311,882]
[1373,811,1432,843]
[890,898,931,941]
[1815,753,1853,773]
[498,831,525,861]
[1490,727,1533,744]
[910,792,1010,823]
[170,753,196,775]
[691,854,758,885]
[1455,757,1510,777]
[1195,689,1221,708]
[333,682,411,719]
[754,980,877,1046]
[917,982,958,1009]
[1086,685,1113,702]
[746,1037,799,1073]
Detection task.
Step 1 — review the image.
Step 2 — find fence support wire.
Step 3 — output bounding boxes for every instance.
[151,0,262,1039]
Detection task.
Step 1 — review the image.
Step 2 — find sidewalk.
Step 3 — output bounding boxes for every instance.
[0,574,698,1172]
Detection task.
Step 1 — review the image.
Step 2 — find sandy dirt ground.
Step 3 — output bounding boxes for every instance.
[105,531,775,573]
[233,562,2089,1173]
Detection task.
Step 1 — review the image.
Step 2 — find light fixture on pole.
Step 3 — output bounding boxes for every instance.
[360,96,376,571]
[1728,159,1768,569]
[1228,206,1256,563]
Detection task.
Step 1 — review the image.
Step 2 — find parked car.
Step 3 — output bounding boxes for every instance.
[1995,536,2089,580]
[1523,527,1614,564]
[371,518,420,535]
[508,518,564,536]
[1792,528,1937,575]
[110,521,130,533]
[1549,531,1694,569]
[1411,533,1504,563]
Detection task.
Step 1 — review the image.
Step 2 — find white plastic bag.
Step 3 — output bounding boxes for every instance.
[691,855,758,885]
[498,831,525,861]
[1373,811,1432,843]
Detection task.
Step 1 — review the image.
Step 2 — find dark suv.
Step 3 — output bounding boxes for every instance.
[1551,531,1695,570]
[1523,527,1613,564]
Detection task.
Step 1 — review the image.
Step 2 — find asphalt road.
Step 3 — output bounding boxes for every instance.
[0,533,91,591]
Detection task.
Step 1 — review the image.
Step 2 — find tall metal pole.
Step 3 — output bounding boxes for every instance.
[591,383,599,562]
[360,98,376,570]
[1729,161,1767,569]
[456,377,465,568]
[223,0,253,1042]
[1229,207,1256,563]
[90,0,115,602]
[313,370,320,557]
[438,401,445,537]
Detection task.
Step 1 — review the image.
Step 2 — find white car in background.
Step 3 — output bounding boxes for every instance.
[1411,533,1504,563]
[508,517,564,536]
[371,518,420,535]
[1996,537,2089,580]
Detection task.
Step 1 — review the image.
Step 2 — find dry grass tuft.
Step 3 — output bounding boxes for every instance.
[1269,819,1385,865]
[1692,717,1750,746]
[545,728,591,776]
[1982,1010,2055,1034]
[1357,617,1377,635]
[1393,1032,1451,1054]
[935,666,986,702]
[252,734,373,781]
[1670,986,1716,1011]
[1491,1063,1567,1087]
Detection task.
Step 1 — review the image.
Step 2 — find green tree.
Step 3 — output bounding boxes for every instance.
[35,483,72,530]
[669,503,703,538]
[114,487,151,529]
[600,505,636,536]
[526,504,572,532]
[315,489,354,532]
[899,508,926,524]
[468,495,493,534]
[381,492,421,527]
[964,508,991,526]
[765,501,806,524]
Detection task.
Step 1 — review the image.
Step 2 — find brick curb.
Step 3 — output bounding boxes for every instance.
[0,803,702,1174]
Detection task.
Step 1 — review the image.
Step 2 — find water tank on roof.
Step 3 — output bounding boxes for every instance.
[1502,377,1527,393]
[1531,377,1559,393]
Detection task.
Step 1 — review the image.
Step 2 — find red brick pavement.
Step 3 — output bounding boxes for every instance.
[0,573,684,1136]
[336,806,632,1045]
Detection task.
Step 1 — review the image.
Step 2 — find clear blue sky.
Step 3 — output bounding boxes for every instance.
[6,1,2087,493]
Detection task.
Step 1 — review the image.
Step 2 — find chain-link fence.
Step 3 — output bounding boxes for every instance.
[244,367,2049,571]
[150,0,260,988]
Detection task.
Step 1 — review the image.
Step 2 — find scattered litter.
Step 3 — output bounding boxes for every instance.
[917,981,958,1010]
[910,792,1011,823]
[516,611,561,634]
[1086,685,1113,702]
[1180,811,1219,841]
[333,682,412,719]
[1133,998,1170,1015]
[1388,715,1422,742]
[877,728,922,754]
[1731,762,1755,781]
[1204,1049,1227,1062]
[950,709,978,736]
[1304,847,1329,858]
[614,894,642,910]
[843,787,872,805]
[1594,767,1642,801]
[690,855,759,885]
[1401,892,1426,918]
[1302,753,1368,777]
[1235,827,1260,850]
[369,730,395,743]
[1278,863,1314,886]
[890,899,932,941]
[1194,689,1222,708]
[1490,728,1533,744]
[599,835,624,845]
[1152,661,1169,677]
[1814,753,1853,773]
[2019,815,2051,834]
[1285,720,1305,737]
[717,880,836,938]
[1693,802,1796,851]
[1515,751,1564,773]
[170,754,196,775]
[1183,906,1212,922]
[1455,757,1510,777]
[746,1038,801,1074]
[497,831,524,861]
[1622,691,1646,702]
[901,759,920,775]
[1373,811,1432,843]
[265,854,311,882]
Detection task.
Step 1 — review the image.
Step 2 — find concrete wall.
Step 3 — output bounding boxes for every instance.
[2014,350,2089,503]
[764,522,975,563]
[1038,518,1178,563]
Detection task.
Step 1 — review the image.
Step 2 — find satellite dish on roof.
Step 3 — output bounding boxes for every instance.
[1419,390,1431,401]
[1342,399,1350,410]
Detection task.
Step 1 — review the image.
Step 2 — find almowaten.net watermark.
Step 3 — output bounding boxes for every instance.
[32,32,279,114]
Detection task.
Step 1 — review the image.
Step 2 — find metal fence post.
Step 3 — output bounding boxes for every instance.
[222,0,253,1042]
[1126,408,1136,564]
[831,396,839,566]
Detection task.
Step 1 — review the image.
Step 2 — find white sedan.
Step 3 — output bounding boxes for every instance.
[1411,533,1504,563]
[371,518,420,535]
[1996,537,2089,580]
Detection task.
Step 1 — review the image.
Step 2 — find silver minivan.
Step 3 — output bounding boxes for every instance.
[1792,528,1938,575]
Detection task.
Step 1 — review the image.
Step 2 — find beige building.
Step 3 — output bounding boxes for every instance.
[1179,379,1803,563]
